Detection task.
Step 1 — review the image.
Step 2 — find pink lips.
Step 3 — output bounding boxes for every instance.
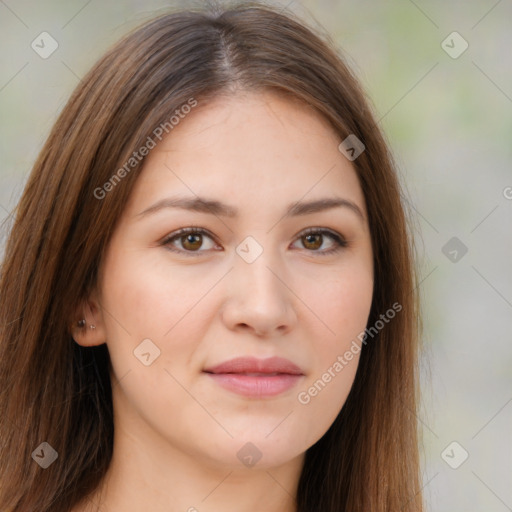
[203,356,304,398]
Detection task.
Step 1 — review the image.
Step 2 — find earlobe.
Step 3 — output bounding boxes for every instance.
[70,298,106,347]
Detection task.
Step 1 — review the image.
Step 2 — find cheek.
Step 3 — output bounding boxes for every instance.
[99,248,222,375]
[101,255,170,338]
[292,262,372,439]
[294,350,360,452]
[312,264,374,346]
[101,246,197,334]
[98,249,214,422]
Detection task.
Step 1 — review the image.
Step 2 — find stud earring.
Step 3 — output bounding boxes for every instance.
[77,319,86,328]
[89,324,96,330]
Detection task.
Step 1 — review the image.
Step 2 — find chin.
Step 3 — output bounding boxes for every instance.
[214,436,304,471]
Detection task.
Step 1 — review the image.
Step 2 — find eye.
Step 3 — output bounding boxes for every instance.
[161,226,219,256]
[161,226,347,256]
[291,228,348,255]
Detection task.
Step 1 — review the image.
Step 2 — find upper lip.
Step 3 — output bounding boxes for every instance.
[204,356,304,375]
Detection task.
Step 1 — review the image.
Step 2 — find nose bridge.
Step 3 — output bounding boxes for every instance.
[233,236,287,303]
[221,234,296,334]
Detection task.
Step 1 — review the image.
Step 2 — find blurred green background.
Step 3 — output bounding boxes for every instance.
[1,1,511,510]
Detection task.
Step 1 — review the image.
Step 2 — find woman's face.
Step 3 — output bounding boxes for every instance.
[95,91,373,470]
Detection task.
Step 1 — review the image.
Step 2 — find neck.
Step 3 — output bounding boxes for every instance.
[80,417,303,512]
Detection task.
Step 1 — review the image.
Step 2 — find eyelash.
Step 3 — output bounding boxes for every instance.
[160,225,348,257]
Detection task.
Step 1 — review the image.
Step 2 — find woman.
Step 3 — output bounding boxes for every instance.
[0,2,423,511]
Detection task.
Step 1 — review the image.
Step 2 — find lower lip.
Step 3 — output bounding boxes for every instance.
[205,373,303,398]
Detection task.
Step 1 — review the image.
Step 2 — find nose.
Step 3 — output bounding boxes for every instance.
[220,249,297,337]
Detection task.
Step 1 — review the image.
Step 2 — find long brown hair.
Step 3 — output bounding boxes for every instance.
[0,2,423,510]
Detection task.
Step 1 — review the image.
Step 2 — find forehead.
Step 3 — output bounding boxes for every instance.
[126,91,367,218]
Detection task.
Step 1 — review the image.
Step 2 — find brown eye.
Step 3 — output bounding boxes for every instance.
[293,228,348,255]
[181,233,203,251]
[162,227,217,255]
[302,233,323,250]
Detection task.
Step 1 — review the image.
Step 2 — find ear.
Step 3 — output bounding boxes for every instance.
[70,290,107,347]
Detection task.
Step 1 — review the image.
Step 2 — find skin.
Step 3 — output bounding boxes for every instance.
[72,90,374,512]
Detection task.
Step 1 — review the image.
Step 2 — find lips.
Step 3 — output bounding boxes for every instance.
[203,356,304,376]
[203,357,304,398]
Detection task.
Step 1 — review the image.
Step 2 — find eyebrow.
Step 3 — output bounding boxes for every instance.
[137,195,365,223]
